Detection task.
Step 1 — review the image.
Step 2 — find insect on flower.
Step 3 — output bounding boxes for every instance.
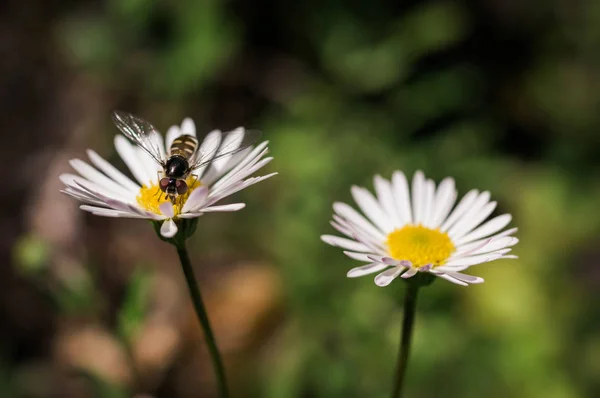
[60,112,275,238]
[112,111,260,205]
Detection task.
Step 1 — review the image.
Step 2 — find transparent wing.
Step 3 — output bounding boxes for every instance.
[189,128,261,171]
[111,111,166,166]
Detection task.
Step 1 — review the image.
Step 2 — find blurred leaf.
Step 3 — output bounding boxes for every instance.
[79,370,128,398]
[117,266,153,344]
[149,0,240,95]
[396,2,467,58]
[55,275,99,315]
[13,235,50,275]
[59,16,120,71]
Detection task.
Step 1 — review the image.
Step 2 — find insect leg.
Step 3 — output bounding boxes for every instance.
[190,173,200,187]
[154,171,163,198]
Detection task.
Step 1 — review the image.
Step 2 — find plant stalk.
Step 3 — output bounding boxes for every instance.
[176,243,229,398]
[391,282,420,398]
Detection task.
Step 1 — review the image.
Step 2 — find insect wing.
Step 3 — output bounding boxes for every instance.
[189,128,261,171]
[112,111,166,166]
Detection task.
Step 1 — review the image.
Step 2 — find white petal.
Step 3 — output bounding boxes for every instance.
[428,177,457,228]
[87,150,140,193]
[331,220,353,237]
[343,251,380,262]
[332,217,386,253]
[177,213,205,219]
[449,200,497,240]
[216,127,245,156]
[80,205,145,218]
[181,186,209,213]
[181,118,196,137]
[159,202,175,218]
[440,189,479,232]
[437,249,510,270]
[455,214,513,245]
[411,171,426,224]
[212,157,273,193]
[374,175,401,228]
[209,152,271,196]
[374,267,404,287]
[210,142,269,191]
[453,237,518,258]
[152,130,167,161]
[201,203,246,212]
[421,179,436,227]
[114,135,152,186]
[321,235,370,252]
[60,173,132,204]
[444,271,484,284]
[69,159,134,200]
[392,171,412,224]
[347,263,389,278]
[333,202,386,241]
[446,191,491,237]
[205,171,276,208]
[160,219,178,238]
[205,181,245,205]
[195,130,222,176]
[400,267,418,279]
[61,189,107,207]
[166,125,181,152]
[201,148,249,186]
[433,272,469,286]
[351,186,394,233]
[70,179,162,220]
[136,147,161,184]
[491,227,518,239]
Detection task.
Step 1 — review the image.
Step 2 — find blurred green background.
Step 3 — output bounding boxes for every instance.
[2,0,600,397]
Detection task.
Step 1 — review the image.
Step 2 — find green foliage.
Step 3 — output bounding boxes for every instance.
[117,266,153,345]
[79,371,129,398]
[16,0,600,396]
[13,235,50,275]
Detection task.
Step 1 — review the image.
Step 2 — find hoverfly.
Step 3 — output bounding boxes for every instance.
[112,111,260,203]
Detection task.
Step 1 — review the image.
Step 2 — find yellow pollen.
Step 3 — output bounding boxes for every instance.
[386,225,455,268]
[136,176,201,216]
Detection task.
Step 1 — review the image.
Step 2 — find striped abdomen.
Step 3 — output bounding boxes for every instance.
[170,134,198,160]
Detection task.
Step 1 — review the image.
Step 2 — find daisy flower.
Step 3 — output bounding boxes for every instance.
[60,114,276,239]
[321,171,517,286]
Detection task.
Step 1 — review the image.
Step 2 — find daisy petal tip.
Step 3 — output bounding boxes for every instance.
[320,235,334,245]
[419,264,433,272]
[400,268,418,279]
[159,202,175,218]
[346,270,361,278]
[58,174,71,185]
[160,219,178,238]
[374,268,403,287]
[374,277,394,287]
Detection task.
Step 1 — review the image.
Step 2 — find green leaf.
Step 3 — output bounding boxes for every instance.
[79,370,129,398]
[117,266,153,344]
[13,234,50,275]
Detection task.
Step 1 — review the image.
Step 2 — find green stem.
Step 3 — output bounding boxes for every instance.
[175,243,229,398]
[391,283,420,398]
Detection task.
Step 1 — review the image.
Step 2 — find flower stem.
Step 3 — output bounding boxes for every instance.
[391,282,420,398]
[175,243,229,398]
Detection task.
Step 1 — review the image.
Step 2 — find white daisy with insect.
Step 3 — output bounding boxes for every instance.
[60,112,276,239]
[321,171,517,286]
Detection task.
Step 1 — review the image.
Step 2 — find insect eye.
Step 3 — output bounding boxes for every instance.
[176,180,188,194]
[159,178,170,192]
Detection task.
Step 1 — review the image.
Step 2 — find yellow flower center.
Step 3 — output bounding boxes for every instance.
[386,225,455,268]
[136,176,201,216]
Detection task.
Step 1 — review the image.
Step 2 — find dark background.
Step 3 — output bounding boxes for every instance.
[2,0,600,397]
